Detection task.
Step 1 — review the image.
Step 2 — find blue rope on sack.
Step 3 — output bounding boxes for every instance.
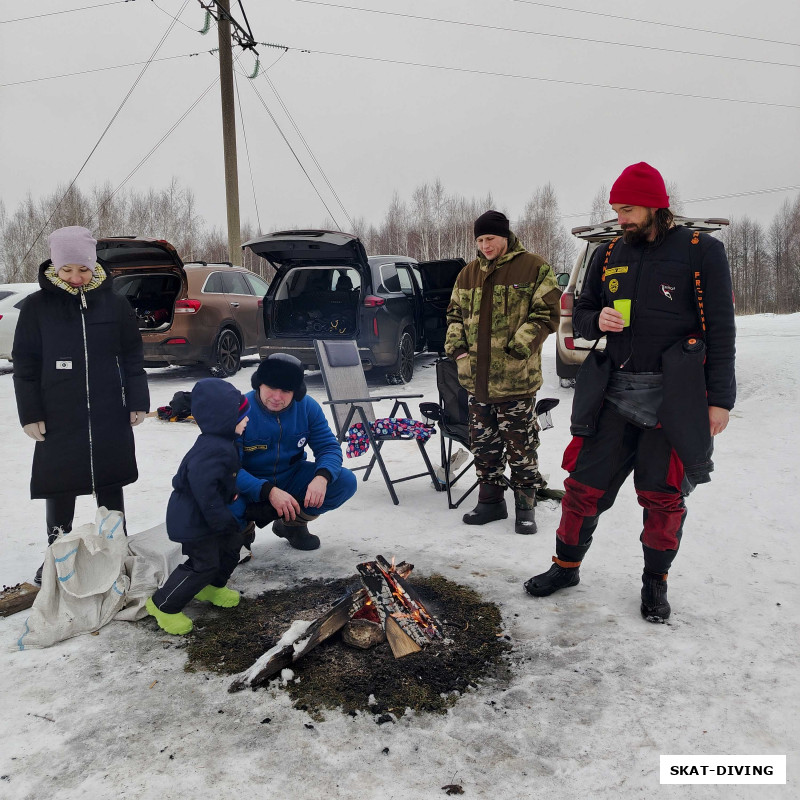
[100,513,123,539]
[54,546,78,582]
[111,581,124,597]
[54,548,78,563]
[17,618,31,650]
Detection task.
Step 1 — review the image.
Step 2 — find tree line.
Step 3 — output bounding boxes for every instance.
[719,196,800,314]
[349,178,575,272]
[0,179,268,283]
[2,179,799,314]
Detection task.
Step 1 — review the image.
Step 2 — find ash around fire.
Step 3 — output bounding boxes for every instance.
[185,574,511,718]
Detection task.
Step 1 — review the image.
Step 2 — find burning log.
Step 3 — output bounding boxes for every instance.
[357,555,443,658]
[229,560,415,692]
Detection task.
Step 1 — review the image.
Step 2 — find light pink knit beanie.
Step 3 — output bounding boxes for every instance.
[48,226,98,274]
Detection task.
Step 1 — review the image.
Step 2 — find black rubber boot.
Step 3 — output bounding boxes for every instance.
[640,571,671,623]
[514,507,537,534]
[514,488,537,534]
[273,512,321,551]
[524,560,580,597]
[34,528,64,586]
[238,521,256,564]
[463,484,508,526]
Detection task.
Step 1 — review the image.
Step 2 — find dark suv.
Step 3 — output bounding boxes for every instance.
[244,230,465,383]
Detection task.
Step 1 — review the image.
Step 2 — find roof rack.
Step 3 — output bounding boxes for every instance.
[571,215,729,241]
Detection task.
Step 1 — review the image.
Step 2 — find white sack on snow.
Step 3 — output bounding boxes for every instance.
[116,521,184,621]
[15,509,183,649]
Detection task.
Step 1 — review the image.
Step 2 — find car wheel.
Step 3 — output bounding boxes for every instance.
[385,330,415,385]
[211,329,241,376]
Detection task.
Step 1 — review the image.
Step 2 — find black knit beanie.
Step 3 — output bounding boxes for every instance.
[474,210,510,239]
[251,353,307,400]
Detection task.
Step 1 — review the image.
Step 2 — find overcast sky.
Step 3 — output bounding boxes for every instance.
[2,0,799,237]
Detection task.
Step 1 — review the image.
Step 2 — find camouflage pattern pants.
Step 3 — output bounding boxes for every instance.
[468,398,543,506]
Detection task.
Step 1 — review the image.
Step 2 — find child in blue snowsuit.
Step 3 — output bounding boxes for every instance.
[146,378,250,635]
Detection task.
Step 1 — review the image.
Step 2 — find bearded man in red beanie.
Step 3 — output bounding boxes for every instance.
[524,162,736,622]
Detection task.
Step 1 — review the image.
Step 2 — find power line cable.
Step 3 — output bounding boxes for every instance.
[151,0,349,227]
[257,66,354,229]
[296,1,800,70]
[87,73,221,228]
[0,0,133,24]
[286,46,800,110]
[560,184,800,220]
[6,36,797,111]
[508,0,800,50]
[238,63,343,228]
[18,0,191,265]
[150,0,206,33]
[0,51,215,89]
[684,185,800,204]
[233,64,262,232]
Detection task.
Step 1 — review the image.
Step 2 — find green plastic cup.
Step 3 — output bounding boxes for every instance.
[613,299,631,327]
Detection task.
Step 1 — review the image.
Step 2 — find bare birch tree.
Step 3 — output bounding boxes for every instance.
[516,182,574,271]
[589,184,610,224]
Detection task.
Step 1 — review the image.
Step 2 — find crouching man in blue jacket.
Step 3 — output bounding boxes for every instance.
[231,353,357,551]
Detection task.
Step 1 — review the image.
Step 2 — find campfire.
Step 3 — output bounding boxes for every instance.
[230,556,444,692]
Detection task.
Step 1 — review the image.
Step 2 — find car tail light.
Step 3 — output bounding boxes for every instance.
[363,295,385,307]
[165,338,188,345]
[564,337,575,350]
[373,318,379,336]
[257,298,263,308]
[175,299,201,313]
[560,292,573,316]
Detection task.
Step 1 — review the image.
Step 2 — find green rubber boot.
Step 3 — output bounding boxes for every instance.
[145,596,193,635]
[194,585,240,608]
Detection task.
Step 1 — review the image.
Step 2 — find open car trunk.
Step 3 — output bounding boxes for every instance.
[244,231,370,341]
[113,272,183,331]
[97,238,187,334]
[271,266,362,339]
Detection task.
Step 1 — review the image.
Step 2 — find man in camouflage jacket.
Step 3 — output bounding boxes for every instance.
[445,210,561,534]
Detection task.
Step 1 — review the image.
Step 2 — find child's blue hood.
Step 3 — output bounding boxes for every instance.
[191,378,245,437]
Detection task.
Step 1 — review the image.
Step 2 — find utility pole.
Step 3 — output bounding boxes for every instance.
[216,0,241,265]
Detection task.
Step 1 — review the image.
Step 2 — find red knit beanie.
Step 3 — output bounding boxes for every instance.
[609,162,669,208]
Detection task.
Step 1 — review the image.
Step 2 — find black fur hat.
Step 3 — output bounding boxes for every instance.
[251,353,307,400]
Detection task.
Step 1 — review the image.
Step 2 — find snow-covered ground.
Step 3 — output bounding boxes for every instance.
[0,314,797,800]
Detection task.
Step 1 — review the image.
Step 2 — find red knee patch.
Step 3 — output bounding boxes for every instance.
[557,477,605,545]
[637,489,685,551]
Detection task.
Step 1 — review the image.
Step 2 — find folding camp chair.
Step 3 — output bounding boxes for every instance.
[420,358,563,509]
[419,357,478,509]
[313,340,438,505]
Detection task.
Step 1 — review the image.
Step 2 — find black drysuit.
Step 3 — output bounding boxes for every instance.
[556,226,736,573]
